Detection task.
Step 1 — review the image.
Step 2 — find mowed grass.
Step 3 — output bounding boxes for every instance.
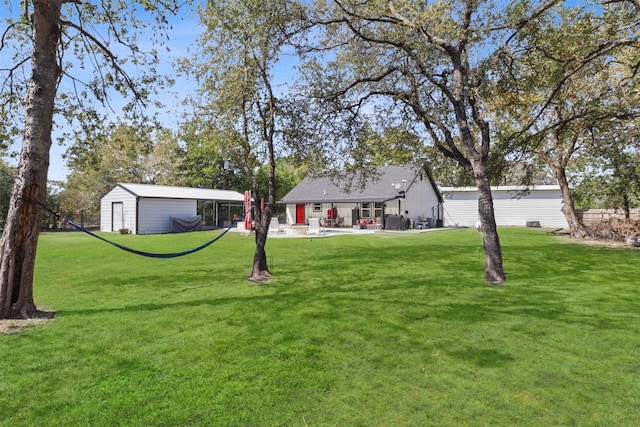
[1,227,639,426]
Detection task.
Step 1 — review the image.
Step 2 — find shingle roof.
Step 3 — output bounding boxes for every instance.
[115,183,245,202]
[278,165,439,204]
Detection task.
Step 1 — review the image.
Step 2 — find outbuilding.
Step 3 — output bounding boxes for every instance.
[278,165,444,229]
[100,183,246,234]
[441,185,569,228]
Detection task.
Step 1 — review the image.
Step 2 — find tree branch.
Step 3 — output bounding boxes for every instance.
[1,21,21,52]
[515,36,638,140]
[322,66,401,102]
[60,19,146,106]
[386,0,453,51]
[503,0,562,45]
[602,0,640,14]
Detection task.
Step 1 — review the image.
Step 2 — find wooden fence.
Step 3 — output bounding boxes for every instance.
[577,209,640,224]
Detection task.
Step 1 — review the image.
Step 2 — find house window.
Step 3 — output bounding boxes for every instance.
[374,203,383,218]
[361,203,371,218]
[360,202,383,219]
[313,203,322,212]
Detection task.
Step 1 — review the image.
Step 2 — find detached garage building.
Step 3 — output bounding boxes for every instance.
[100,183,246,234]
[441,185,569,229]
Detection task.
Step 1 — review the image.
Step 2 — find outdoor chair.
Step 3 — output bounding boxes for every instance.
[269,217,285,234]
[415,216,429,229]
[307,217,322,235]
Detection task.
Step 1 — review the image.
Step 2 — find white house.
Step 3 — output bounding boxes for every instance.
[441,185,569,228]
[100,183,246,234]
[277,165,444,229]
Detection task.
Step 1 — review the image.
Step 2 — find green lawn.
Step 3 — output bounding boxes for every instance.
[1,228,639,426]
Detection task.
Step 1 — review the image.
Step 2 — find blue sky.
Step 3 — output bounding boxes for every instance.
[0,3,203,181]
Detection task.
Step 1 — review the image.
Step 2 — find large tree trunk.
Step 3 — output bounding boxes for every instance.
[447,46,506,285]
[247,108,277,283]
[474,169,506,285]
[248,208,272,283]
[554,165,587,238]
[0,0,61,319]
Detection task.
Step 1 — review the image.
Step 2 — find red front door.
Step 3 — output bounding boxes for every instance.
[296,204,305,224]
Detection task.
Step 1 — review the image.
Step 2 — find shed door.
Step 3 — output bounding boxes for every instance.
[112,202,124,231]
[296,204,305,224]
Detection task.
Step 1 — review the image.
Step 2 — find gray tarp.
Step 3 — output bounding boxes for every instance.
[385,215,407,231]
[171,216,203,233]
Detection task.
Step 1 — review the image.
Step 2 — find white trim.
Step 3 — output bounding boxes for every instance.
[441,185,561,192]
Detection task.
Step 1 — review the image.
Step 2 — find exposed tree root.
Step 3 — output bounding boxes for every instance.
[0,310,55,334]
[247,270,272,284]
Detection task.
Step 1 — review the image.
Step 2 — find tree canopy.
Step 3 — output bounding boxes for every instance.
[491,0,640,236]
[181,0,307,282]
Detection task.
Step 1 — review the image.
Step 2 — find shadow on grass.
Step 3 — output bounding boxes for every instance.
[55,294,274,317]
[447,348,516,367]
[438,300,633,330]
[57,276,635,335]
[86,269,249,289]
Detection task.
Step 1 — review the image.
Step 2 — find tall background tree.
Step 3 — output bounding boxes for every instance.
[63,123,185,223]
[492,0,640,237]
[182,0,305,282]
[0,0,180,319]
[178,119,251,191]
[298,0,558,284]
[574,122,640,217]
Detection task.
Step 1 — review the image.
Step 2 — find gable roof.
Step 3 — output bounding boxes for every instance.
[278,165,442,204]
[110,183,245,202]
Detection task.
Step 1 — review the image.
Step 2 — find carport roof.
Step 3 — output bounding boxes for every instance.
[114,183,245,202]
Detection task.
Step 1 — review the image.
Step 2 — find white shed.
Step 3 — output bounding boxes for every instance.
[100,183,246,234]
[441,185,569,229]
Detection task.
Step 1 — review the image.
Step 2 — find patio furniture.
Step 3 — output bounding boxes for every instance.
[307,217,322,235]
[415,216,429,229]
[269,217,285,234]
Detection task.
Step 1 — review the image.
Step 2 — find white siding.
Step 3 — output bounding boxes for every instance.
[100,184,241,234]
[402,175,441,224]
[100,186,138,233]
[137,199,197,234]
[443,187,569,228]
[443,190,477,228]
